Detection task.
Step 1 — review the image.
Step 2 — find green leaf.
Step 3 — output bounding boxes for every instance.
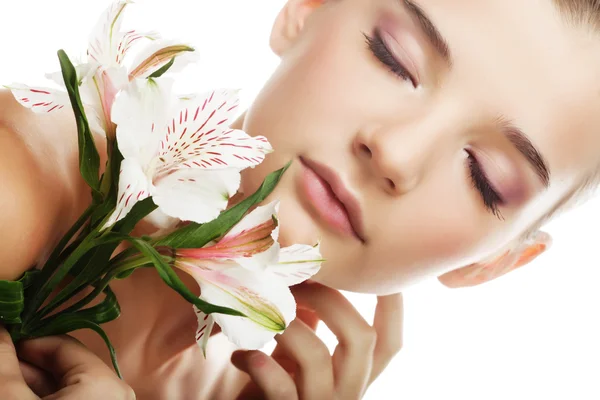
[114,269,136,280]
[157,162,291,249]
[92,148,121,227]
[0,280,24,324]
[35,198,159,322]
[31,289,122,378]
[148,57,175,78]
[126,237,245,317]
[58,50,101,193]
[38,198,157,319]
[112,197,158,234]
[21,204,95,324]
[0,271,40,325]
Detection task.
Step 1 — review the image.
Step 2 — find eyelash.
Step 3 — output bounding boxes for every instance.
[364,30,503,219]
[364,30,418,88]
[465,150,505,220]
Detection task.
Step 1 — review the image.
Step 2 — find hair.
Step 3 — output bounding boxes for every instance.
[553,0,600,30]
[513,1,600,241]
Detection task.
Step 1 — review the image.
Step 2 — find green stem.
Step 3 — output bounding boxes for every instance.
[21,204,95,323]
[106,247,138,266]
[59,256,151,315]
[99,139,115,198]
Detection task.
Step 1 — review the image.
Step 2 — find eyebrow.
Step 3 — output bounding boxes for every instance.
[496,118,551,188]
[402,0,453,66]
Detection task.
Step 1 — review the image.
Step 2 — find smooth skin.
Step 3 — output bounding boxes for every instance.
[230,284,403,400]
[2,0,600,398]
[0,325,135,400]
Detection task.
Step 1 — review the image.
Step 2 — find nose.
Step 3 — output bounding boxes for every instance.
[353,124,438,195]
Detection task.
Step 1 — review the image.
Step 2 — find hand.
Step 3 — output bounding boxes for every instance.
[0,325,136,400]
[231,282,404,400]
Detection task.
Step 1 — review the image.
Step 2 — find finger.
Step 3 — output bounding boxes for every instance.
[19,360,58,397]
[369,293,404,384]
[0,325,37,400]
[292,283,376,397]
[296,307,319,331]
[270,308,317,362]
[16,334,113,384]
[274,319,334,399]
[0,325,25,382]
[231,350,298,400]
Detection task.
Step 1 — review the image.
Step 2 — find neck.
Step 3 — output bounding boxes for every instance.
[66,266,203,377]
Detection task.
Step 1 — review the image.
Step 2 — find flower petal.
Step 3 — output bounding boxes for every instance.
[112,78,172,162]
[6,84,69,113]
[128,39,198,79]
[152,168,240,224]
[103,158,150,229]
[153,90,272,172]
[223,201,280,241]
[114,30,161,66]
[45,62,97,88]
[87,0,132,66]
[193,307,215,356]
[84,105,107,136]
[267,244,324,286]
[144,208,179,231]
[179,261,296,350]
[196,201,280,271]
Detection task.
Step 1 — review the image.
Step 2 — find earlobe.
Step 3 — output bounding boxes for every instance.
[270,0,323,56]
[437,230,552,289]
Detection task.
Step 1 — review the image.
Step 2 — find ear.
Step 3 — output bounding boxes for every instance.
[270,0,323,56]
[437,230,552,289]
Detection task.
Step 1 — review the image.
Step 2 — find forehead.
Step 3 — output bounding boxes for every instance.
[398,0,600,182]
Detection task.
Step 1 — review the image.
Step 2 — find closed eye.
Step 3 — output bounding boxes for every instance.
[364,29,418,88]
[465,149,505,220]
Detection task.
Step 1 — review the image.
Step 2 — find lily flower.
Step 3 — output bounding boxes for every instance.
[6,0,196,138]
[177,199,281,272]
[171,202,324,352]
[103,81,272,228]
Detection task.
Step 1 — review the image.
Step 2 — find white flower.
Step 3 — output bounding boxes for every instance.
[6,0,196,139]
[172,202,324,352]
[104,82,272,228]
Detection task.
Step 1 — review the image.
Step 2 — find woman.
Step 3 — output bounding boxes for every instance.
[2,0,599,398]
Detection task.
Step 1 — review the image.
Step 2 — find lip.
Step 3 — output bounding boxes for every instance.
[298,156,366,243]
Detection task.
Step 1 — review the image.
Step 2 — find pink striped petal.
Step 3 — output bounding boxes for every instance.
[115,30,160,66]
[6,84,69,114]
[177,260,296,350]
[157,113,272,172]
[103,159,150,229]
[88,1,156,67]
[88,1,131,66]
[193,307,215,357]
[183,129,272,171]
[158,90,242,162]
[267,244,324,286]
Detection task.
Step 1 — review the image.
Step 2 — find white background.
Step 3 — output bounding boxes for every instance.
[1,1,599,399]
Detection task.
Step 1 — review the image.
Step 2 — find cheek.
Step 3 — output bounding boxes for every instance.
[359,190,504,292]
[244,24,374,146]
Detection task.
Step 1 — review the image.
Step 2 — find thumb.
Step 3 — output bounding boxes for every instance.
[16,334,110,384]
[0,325,26,382]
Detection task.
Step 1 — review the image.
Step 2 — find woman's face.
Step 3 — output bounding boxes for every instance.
[235,0,600,294]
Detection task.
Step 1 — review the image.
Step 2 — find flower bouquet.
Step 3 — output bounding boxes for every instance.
[0,0,323,378]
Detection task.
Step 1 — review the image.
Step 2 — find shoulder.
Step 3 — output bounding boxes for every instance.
[0,89,92,280]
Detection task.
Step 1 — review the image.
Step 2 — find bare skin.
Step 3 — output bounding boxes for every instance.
[0,94,402,399]
[3,0,600,398]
